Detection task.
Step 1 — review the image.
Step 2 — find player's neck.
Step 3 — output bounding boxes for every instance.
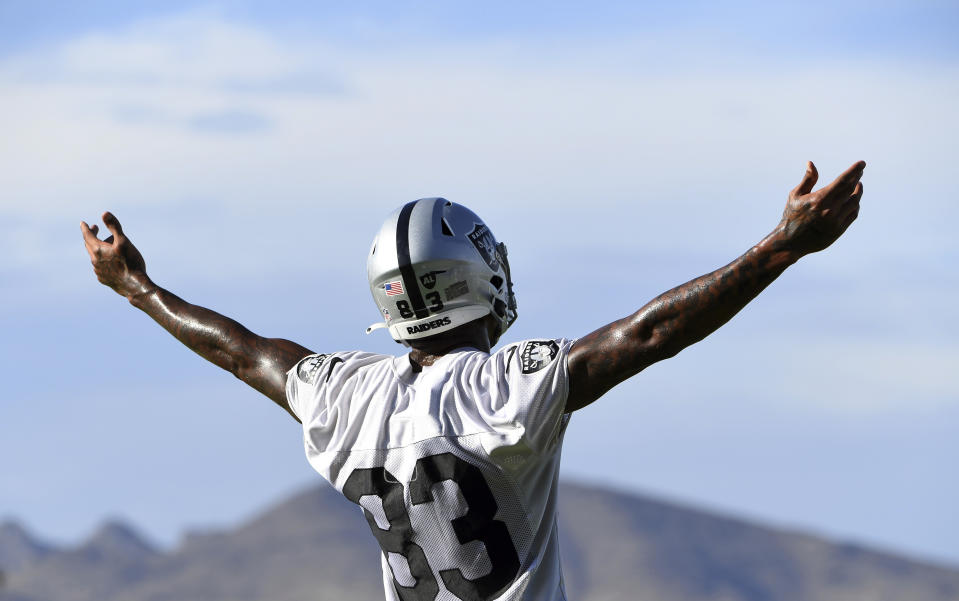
[408,319,492,370]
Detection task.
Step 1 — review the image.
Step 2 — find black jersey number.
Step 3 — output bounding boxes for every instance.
[342,466,438,601]
[396,300,415,319]
[343,453,520,601]
[425,291,444,312]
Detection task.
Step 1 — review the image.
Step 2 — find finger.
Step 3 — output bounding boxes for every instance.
[838,160,866,186]
[822,160,866,197]
[80,220,103,249]
[791,161,819,197]
[80,221,102,260]
[837,182,863,221]
[102,211,124,241]
[851,180,863,202]
[80,221,100,242]
[104,235,115,244]
[840,205,860,231]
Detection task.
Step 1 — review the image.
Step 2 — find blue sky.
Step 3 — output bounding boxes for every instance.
[2,0,958,567]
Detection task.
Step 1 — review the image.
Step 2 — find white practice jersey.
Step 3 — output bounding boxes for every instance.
[286,338,574,601]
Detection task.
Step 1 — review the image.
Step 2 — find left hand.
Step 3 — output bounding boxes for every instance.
[779,160,865,256]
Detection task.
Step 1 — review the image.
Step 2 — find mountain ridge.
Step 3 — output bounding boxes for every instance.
[0,521,52,572]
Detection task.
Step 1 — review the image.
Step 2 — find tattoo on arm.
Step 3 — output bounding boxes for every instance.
[566,231,799,412]
[130,281,313,421]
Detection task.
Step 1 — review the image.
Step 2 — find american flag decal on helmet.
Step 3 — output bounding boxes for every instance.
[384,281,404,296]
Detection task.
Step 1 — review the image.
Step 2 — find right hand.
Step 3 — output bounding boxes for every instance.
[81,212,151,298]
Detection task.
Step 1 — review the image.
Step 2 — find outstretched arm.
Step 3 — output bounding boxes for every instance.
[81,212,313,421]
[566,160,865,412]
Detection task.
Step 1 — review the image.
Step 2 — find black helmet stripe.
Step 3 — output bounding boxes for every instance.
[395,200,430,319]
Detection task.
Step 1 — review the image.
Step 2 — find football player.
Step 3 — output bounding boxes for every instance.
[81,160,864,601]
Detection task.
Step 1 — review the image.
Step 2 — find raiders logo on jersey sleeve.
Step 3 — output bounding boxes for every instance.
[296,354,329,384]
[519,340,560,374]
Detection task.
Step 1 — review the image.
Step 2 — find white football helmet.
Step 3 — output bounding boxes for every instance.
[366,198,517,344]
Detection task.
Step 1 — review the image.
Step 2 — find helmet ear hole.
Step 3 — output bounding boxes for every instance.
[493,298,507,317]
[490,275,504,289]
[441,219,454,237]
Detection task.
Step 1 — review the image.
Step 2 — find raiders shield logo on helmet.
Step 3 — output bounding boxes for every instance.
[467,224,500,271]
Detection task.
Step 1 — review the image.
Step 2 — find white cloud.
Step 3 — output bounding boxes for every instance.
[2,11,957,223]
[2,9,335,89]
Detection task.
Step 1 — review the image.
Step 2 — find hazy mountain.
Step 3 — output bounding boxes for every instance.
[82,520,159,561]
[2,482,957,601]
[2,520,159,601]
[0,522,53,573]
[556,483,959,601]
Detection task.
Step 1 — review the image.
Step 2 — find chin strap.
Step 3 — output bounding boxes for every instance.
[366,320,411,348]
[365,322,388,334]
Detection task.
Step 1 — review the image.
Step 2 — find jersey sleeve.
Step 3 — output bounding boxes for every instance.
[285,353,333,421]
[485,338,574,453]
